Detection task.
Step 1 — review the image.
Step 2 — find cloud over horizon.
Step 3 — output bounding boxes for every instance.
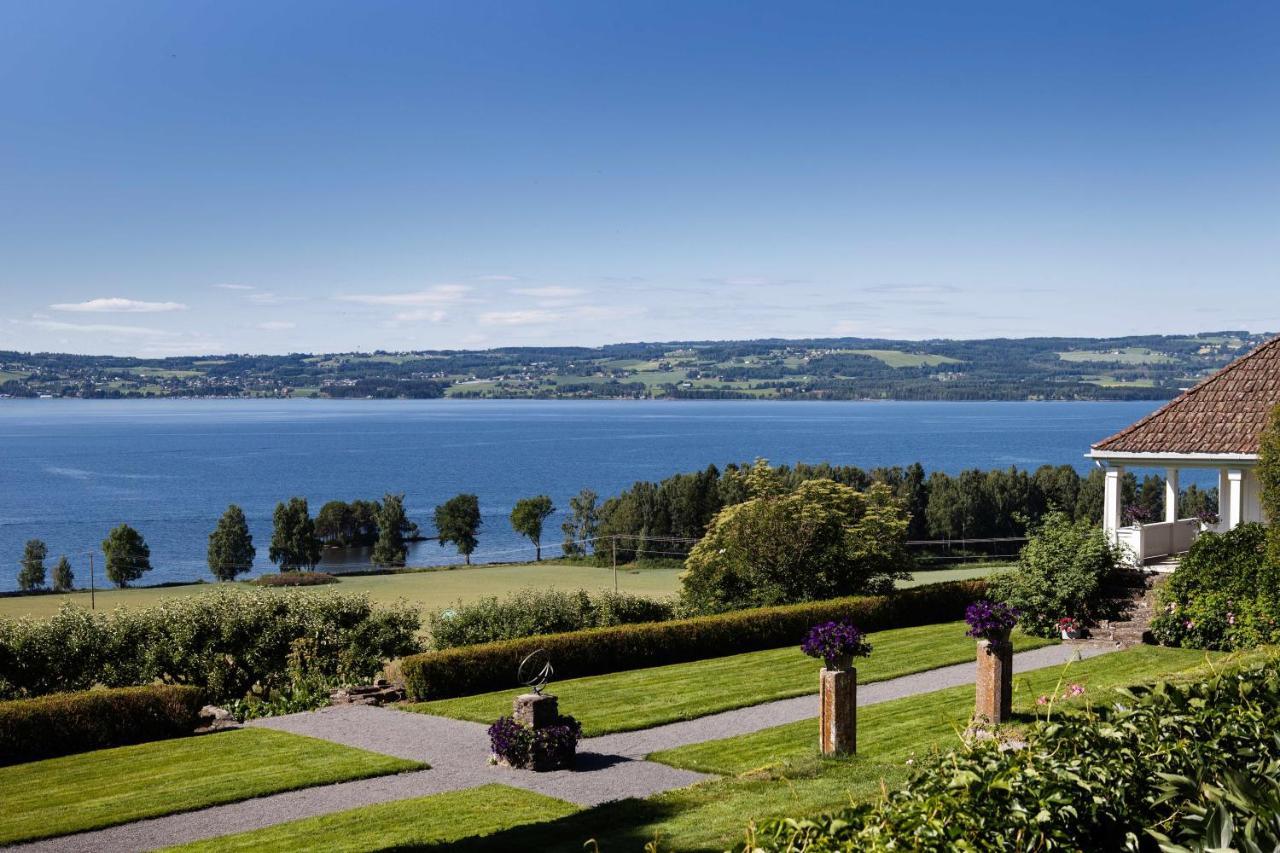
[50,297,188,313]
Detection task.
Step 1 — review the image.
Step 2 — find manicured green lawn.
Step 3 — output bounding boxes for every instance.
[408,621,1055,737]
[163,784,578,853]
[441,646,1226,852]
[0,728,424,846]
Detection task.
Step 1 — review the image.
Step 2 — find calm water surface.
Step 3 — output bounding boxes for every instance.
[0,398,1162,590]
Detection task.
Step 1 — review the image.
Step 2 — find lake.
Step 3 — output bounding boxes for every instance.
[0,398,1164,590]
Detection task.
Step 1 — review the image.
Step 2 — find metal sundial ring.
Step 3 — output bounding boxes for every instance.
[517,648,554,695]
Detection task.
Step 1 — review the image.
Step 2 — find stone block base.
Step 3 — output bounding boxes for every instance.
[975,639,1013,724]
[820,667,856,755]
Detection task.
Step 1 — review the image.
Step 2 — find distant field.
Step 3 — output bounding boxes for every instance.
[0,562,1008,621]
[1058,347,1173,365]
[845,349,962,368]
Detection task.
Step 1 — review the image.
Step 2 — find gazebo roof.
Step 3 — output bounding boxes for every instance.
[1092,335,1280,456]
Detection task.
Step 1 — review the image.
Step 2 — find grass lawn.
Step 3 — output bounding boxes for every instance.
[1058,347,1173,364]
[845,349,963,368]
[407,621,1055,737]
[163,784,578,853]
[441,646,1225,852]
[0,728,424,846]
[0,563,1007,623]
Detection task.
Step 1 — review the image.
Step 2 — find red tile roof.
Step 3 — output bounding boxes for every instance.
[1092,336,1280,455]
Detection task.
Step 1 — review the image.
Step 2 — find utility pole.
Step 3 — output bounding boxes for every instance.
[88,552,95,610]
[612,535,618,593]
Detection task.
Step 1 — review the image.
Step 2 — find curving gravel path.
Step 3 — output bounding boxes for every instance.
[9,641,1114,853]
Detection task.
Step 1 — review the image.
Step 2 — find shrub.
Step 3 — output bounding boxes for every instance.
[680,480,912,615]
[0,587,421,702]
[987,511,1121,637]
[738,652,1280,852]
[425,588,674,650]
[1149,522,1280,650]
[0,685,204,765]
[251,571,339,587]
[402,581,984,700]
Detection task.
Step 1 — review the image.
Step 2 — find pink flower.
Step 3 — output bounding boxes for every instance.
[1227,612,1236,625]
[1166,603,1177,614]
[1184,620,1195,630]
[1036,695,1049,706]
[1065,683,1085,698]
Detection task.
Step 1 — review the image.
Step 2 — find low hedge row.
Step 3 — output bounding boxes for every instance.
[0,684,205,766]
[402,580,985,700]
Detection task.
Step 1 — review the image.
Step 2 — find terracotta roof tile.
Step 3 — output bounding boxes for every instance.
[1092,335,1280,455]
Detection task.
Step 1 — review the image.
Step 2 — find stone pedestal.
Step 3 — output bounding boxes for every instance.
[513,693,558,729]
[819,665,856,755]
[975,638,1013,724]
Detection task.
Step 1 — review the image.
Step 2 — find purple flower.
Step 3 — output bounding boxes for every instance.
[964,600,1019,640]
[801,620,873,667]
[488,715,582,769]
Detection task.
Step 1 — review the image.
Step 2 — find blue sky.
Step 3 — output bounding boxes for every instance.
[1,1,1277,356]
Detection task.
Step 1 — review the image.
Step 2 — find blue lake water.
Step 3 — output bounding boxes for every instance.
[0,398,1165,590]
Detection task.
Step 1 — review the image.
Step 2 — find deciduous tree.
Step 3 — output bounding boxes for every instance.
[435,493,481,565]
[18,539,47,591]
[269,497,322,571]
[372,493,410,567]
[207,504,256,581]
[102,524,151,588]
[561,489,599,557]
[510,495,555,560]
[51,556,74,592]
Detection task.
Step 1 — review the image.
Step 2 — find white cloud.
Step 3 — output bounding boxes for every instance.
[862,283,962,296]
[391,309,448,324]
[701,276,803,288]
[24,319,177,337]
[474,274,519,282]
[479,309,561,326]
[247,292,304,305]
[256,320,297,331]
[213,283,254,291]
[510,286,585,298]
[50,297,188,313]
[336,285,471,306]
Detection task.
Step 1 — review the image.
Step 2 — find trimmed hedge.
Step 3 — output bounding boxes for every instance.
[402,580,985,700]
[0,684,204,766]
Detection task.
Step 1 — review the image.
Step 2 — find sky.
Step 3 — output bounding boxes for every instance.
[1,1,1277,357]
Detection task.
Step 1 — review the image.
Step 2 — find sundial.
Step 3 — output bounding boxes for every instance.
[517,648,554,695]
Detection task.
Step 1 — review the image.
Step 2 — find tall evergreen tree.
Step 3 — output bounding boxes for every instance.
[51,555,74,592]
[372,493,409,567]
[207,504,256,581]
[435,493,481,565]
[18,539,47,591]
[102,524,151,588]
[510,495,555,560]
[268,497,322,571]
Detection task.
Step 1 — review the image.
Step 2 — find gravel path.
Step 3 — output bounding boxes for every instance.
[10,641,1114,853]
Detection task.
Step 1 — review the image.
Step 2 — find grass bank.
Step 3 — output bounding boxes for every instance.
[407,620,1053,737]
[0,728,423,846]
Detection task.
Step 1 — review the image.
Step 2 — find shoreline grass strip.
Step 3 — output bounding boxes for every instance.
[0,728,424,846]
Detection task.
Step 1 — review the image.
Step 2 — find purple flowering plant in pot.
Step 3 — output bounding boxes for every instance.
[965,600,1019,644]
[487,714,582,771]
[802,620,873,671]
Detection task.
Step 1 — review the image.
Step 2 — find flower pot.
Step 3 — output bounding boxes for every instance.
[825,653,855,672]
[1060,628,1083,640]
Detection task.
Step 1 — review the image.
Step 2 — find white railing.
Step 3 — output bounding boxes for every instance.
[1115,518,1200,564]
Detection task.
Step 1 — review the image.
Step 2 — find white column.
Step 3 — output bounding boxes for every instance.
[1103,467,1124,537]
[1164,468,1179,524]
[1218,468,1231,530]
[1227,469,1245,529]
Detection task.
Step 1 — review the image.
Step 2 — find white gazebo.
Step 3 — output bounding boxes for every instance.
[1089,335,1279,565]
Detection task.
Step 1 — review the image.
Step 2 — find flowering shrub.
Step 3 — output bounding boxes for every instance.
[963,600,1018,641]
[1122,503,1154,525]
[1149,523,1280,651]
[487,714,582,770]
[801,620,872,668]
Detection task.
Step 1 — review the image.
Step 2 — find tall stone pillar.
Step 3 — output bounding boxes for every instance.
[1103,467,1124,538]
[1227,469,1244,529]
[974,637,1013,724]
[819,664,856,755]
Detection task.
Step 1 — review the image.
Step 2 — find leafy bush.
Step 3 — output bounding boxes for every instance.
[987,511,1121,637]
[0,685,204,765]
[738,652,1280,852]
[425,588,674,650]
[487,714,581,770]
[680,480,912,615]
[402,581,984,700]
[1149,522,1280,650]
[0,587,421,702]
